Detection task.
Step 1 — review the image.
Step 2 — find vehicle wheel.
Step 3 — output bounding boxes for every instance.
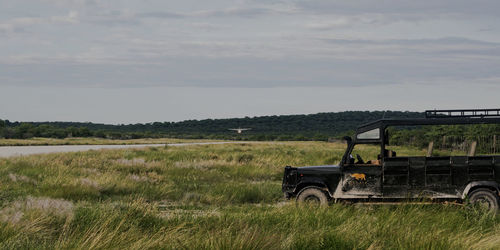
[296,187,329,206]
[468,188,499,213]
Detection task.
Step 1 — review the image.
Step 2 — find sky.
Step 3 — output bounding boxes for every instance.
[0,0,499,124]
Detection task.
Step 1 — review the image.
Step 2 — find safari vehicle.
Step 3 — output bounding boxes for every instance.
[282,109,500,211]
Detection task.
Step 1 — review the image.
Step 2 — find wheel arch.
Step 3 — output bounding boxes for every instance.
[462,181,500,199]
[295,181,331,198]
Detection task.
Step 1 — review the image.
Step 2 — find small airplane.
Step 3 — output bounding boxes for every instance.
[228,128,252,134]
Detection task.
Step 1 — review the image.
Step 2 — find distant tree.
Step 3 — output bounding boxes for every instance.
[34,124,53,137]
[0,119,5,138]
[107,132,121,139]
[15,123,35,139]
[77,127,92,137]
[94,130,106,138]
[2,128,15,139]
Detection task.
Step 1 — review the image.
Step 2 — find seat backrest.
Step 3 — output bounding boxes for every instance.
[427,141,434,157]
[468,141,477,157]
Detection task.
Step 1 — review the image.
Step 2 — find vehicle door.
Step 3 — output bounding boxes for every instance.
[341,143,382,197]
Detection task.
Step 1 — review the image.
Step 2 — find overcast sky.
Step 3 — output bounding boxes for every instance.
[1,0,499,124]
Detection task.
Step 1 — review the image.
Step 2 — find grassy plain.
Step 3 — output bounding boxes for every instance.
[0,138,215,146]
[0,142,498,249]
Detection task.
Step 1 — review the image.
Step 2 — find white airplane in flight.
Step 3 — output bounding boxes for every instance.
[228,128,252,134]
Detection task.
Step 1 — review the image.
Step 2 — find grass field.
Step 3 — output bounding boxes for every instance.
[0,138,215,146]
[0,142,498,249]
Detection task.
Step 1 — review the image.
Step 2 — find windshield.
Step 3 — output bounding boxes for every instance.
[356,128,380,140]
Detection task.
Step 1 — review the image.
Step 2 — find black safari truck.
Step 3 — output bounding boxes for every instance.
[282,109,500,211]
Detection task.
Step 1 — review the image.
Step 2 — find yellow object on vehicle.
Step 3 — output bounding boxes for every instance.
[351,173,366,181]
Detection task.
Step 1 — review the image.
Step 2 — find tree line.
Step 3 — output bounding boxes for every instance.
[0,111,423,141]
[1,112,498,151]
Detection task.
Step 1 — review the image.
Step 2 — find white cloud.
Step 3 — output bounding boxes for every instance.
[0,3,499,87]
[293,0,500,16]
[41,0,101,7]
[305,14,385,29]
[191,7,281,18]
[0,11,78,34]
[1,0,499,122]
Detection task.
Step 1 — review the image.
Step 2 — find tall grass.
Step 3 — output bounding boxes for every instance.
[0,142,498,249]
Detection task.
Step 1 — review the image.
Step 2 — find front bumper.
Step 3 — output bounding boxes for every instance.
[282,166,298,199]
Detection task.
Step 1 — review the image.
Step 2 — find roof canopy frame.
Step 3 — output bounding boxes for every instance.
[356,109,500,136]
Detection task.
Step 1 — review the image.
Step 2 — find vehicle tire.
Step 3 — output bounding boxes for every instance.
[296,187,329,206]
[468,188,499,213]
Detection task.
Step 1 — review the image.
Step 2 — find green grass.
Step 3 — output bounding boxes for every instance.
[0,142,498,249]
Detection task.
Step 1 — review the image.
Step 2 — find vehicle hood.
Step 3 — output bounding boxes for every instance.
[298,165,341,174]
